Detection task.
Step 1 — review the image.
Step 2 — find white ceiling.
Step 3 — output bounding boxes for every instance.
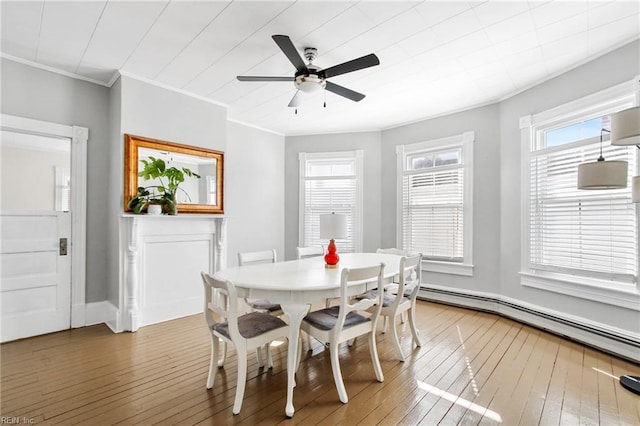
[1,1,638,136]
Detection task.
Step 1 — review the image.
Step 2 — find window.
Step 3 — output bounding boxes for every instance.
[397,132,474,276]
[521,80,639,306]
[299,150,363,253]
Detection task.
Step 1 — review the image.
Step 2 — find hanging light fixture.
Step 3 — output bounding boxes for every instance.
[611,106,640,146]
[610,106,640,202]
[577,128,628,189]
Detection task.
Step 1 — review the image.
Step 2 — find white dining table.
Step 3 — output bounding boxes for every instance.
[213,252,402,418]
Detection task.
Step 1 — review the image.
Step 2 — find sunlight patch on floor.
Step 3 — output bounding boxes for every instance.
[417,380,502,423]
[456,325,479,395]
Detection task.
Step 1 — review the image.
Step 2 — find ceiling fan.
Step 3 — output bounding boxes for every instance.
[237,35,380,108]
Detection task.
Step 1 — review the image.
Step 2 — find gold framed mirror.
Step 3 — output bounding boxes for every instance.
[124,134,224,214]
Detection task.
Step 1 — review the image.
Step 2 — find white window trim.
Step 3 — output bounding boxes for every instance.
[520,77,640,309]
[298,150,364,252]
[396,131,474,276]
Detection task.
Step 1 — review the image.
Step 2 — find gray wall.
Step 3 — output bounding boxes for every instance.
[499,40,640,332]
[284,131,382,261]
[1,58,111,303]
[119,76,227,153]
[226,122,285,265]
[381,104,501,294]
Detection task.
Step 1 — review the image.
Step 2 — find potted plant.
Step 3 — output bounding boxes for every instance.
[127,156,200,215]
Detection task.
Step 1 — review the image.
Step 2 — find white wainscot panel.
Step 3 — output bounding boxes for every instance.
[140,236,213,326]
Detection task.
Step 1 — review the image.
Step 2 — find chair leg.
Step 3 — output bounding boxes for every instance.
[207,336,219,389]
[382,316,388,333]
[219,340,227,367]
[401,311,407,324]
[368,331,384,383]
[233,349,248,415]
[304,331,312,351]
[256,346,264,368]
[330,340,348,403]
[389,315,405,362]
[408,304,423,347]
[266,343,274,369]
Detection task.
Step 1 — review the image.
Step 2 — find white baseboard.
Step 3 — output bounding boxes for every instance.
[418,285,640,363]
[139,297,201,328]
[71,303,86,328]
[85,301,121,333]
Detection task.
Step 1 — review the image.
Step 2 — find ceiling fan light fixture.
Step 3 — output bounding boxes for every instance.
[295,75,325,93]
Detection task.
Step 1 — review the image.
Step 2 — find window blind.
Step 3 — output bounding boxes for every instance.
[529,139,637,281]
[401,166,464,261]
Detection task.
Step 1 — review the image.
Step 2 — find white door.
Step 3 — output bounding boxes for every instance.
[0,130,72,342]
[1,212,71,341]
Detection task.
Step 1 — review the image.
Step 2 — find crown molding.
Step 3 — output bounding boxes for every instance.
[1,53,112,87]
[118,70,229,109]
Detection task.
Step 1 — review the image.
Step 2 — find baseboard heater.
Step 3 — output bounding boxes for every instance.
[417,286,640,363]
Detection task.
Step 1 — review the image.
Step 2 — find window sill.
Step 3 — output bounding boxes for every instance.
[520,271,640,310]
[422,260,474,276]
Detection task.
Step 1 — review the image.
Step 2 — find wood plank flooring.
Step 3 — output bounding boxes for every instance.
[1,301,639,425]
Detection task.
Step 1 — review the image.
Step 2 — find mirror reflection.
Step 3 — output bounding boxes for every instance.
[138,147,218,205]
[124,134,224,214]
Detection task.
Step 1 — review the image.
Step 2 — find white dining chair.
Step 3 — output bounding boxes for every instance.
[356,254,423,361]
[238,249,284,315]
[237,249,284,365]
[201,272,289,415]
[295,246,325,348]
[299,263,385,403]
[376,247,408,256]
[296,245,334,309]
[296,245,324,260]
[375,247,412,329]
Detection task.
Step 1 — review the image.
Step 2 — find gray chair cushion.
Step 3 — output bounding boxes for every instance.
[355,290,409,307]
[213,312,287,339]
[250,299,282,312]
[303,306,370,331]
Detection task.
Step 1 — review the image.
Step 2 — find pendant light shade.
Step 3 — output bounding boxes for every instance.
[633,175,640,203]
[577,159,628,189]
[611,106,640,146]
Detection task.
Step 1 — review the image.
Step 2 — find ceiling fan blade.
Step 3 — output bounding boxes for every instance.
[272,35,308,72]
[322,53,380,79]
[325,81,365,102]
[288,90,303,107]
[237,76,293,82]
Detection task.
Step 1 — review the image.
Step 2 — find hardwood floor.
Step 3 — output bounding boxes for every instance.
[1,301,639,425]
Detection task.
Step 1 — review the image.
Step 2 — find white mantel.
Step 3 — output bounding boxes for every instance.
[119,214,226,332]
